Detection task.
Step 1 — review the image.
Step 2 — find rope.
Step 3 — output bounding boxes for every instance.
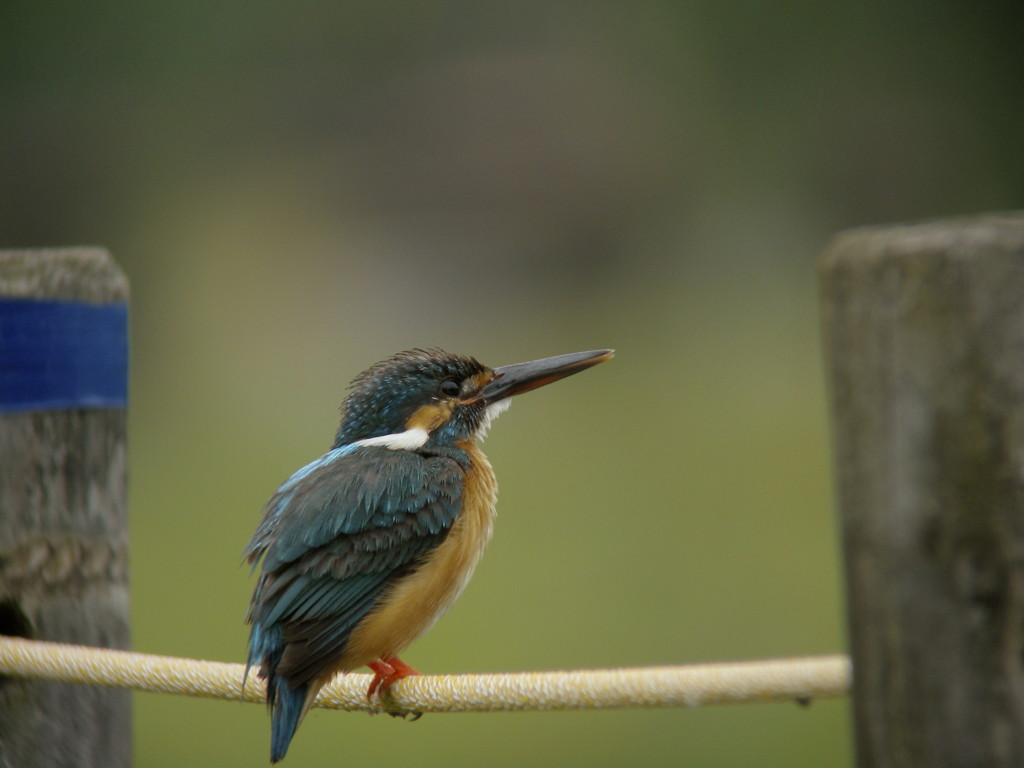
[0,636,849,715]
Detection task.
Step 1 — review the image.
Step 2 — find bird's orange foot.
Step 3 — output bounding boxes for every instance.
[366,656,421,700]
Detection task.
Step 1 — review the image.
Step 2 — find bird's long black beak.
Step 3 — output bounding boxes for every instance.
[470,349,614,404]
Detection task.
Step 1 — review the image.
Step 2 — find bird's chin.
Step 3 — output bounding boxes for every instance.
[475,399,512,441]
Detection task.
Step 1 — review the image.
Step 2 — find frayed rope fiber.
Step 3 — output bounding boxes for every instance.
[0,636,849,714]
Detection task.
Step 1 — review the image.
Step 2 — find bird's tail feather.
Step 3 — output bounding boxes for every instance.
[269,676,309,763]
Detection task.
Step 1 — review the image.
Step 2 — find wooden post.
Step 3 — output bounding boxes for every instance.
[0,249,131,767]
[820,214,1024,768]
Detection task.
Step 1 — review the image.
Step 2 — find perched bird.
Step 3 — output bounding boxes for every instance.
[244,347,613,762]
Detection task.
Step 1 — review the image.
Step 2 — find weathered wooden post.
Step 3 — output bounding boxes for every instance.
[820,214,1024,767]
[0,249,131,767]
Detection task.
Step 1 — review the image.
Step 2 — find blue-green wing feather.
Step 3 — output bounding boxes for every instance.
[245,445,464,687]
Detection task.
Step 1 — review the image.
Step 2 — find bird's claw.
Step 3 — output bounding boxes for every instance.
[386,707,423,721]
[366,656,423,719]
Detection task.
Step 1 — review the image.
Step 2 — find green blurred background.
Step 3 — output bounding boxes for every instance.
[3,2,1023,766]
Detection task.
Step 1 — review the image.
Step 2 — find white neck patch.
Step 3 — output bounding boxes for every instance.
[349,401,511,451]
[351,427,429,451]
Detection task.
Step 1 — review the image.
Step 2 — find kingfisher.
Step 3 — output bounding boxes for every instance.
[244,347,613,762]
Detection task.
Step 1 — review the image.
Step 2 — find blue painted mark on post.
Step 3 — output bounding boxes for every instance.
[0,298,128,412]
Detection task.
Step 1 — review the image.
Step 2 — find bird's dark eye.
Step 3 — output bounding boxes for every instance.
[439,380,460,398]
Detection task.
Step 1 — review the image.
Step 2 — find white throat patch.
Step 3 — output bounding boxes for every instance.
[476,399,511,441]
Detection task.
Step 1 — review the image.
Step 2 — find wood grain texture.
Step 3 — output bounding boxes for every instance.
[0,248,131,768]
[820,214,1024,768]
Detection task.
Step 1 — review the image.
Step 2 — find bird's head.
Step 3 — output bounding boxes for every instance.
[333,347,613,450]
